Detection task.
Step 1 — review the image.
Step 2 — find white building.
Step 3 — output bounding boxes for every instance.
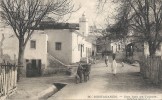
[0,14,96,76]
[0,26,48,76]
[45,28,93,64]
[110,40,123,53]
[38,14,94,64]
[144,42,162,59]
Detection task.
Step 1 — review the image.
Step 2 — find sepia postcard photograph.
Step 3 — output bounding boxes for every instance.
[0,0,162,100]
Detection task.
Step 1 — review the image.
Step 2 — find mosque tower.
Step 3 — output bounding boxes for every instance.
[79,13,89,36]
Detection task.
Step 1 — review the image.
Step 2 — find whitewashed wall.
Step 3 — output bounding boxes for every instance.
[25,30,48,69]
[110,42,118,53]
[0,26,18,60]
[46,29,72,64]
[0,27,48,68]
[71,32,83,63]
[83,40,92,57]
[71,31,92,63]
[144,42,162,58]
[155,43,162,59]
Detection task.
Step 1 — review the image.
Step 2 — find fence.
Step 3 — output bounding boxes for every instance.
[0,62,17,100]
[140,56,162,85]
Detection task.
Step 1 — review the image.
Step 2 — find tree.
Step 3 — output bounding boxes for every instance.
[127,0,162,56]
[97,0,162,56]
[97,0,130,44]
[0,0,78,81]
[0,34,5,58]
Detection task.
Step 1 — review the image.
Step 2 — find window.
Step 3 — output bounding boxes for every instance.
[30,40,36,49]
[78,44,80,51]
[55,42,61,50]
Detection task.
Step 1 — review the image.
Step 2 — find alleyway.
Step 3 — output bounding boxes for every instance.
[48,61,162,100]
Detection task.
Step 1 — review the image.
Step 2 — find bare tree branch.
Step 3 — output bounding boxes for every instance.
[0,0,79,79]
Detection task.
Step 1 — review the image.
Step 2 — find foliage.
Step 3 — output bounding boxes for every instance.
[97,0,162,56]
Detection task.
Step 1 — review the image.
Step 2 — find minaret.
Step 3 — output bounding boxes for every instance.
[79,13,89,36]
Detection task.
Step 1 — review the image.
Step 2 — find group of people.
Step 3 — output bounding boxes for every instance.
[104,53,117,76]
[76,53,121,83]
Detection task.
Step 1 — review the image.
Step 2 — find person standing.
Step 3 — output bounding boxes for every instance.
[105,55,109,67]
[111,54,117,75]
[77,64,83,83]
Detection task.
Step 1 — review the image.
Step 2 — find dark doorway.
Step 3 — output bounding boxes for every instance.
[26,59,42,77]
[126,43,134,57]
[38,60,42,76]
[92,50,94,56]
[81,44,83,57]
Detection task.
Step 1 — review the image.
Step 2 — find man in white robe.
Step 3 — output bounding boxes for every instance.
[111,55,117,75]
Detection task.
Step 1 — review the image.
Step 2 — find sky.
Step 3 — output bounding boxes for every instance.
[67,0,117,28]
[0,0,117,28]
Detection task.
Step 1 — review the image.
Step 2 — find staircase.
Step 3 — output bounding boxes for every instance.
[48,54,73,67]
[43,54,77,76]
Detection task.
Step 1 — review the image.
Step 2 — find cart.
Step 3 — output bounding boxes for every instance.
[75,63,91,84]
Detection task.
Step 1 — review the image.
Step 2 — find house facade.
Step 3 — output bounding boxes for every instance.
[45,29,93,64]
[0,26,48,76]
[96,37,123,54]
[0,14,96,76]
[110,40,123,53]
[45,14,94,64]
[125,27,162,60]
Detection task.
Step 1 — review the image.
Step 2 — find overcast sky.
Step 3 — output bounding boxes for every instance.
[68,0,117,27]
[0,0,117,28]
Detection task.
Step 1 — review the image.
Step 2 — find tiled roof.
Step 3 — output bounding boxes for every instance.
[35,21,79,30]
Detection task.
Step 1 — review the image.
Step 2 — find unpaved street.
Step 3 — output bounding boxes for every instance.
[48,61,162,100]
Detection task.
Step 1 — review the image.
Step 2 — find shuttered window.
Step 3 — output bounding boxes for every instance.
[55,42,61,50]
